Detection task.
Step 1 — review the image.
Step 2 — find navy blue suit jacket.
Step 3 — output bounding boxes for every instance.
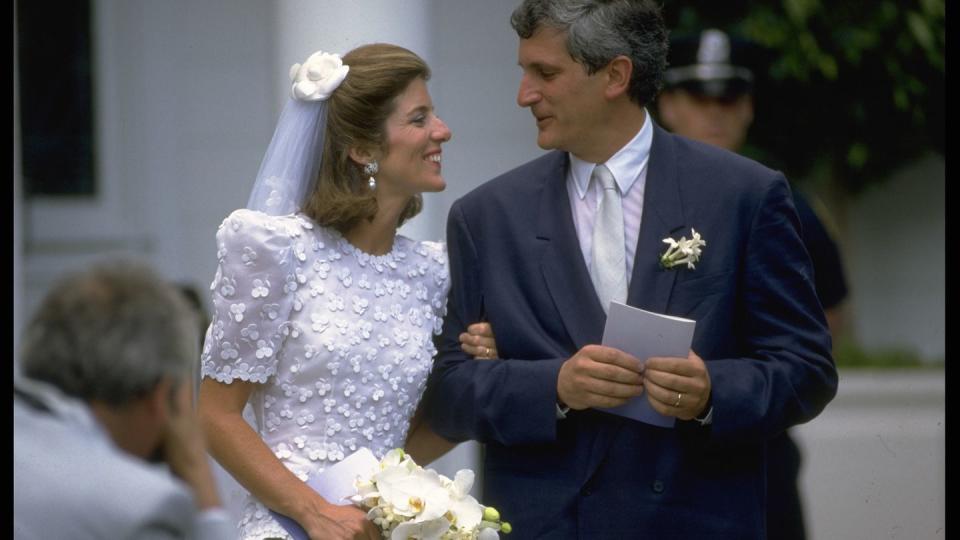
[424,124,838,539]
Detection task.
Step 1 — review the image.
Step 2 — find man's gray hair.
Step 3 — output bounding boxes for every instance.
[19,260,200,406]
[510,0,669,106]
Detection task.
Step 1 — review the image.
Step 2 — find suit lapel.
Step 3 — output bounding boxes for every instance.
[537,126,686,346]
[627,124,686,312]
[536,152,606,349]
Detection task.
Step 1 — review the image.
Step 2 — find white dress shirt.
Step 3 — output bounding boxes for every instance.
[560,115,713,426]
[567,110,653,287]
[556,112,652,420]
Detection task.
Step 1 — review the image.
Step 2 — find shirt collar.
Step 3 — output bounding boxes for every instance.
[569,109,653,199]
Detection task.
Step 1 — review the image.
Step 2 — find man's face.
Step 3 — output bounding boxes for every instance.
[657,88,754,152]
[516,26,608,157]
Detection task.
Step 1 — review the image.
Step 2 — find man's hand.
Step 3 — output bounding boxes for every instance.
[643,350,711,420]
[459,322,498,359]
[161,379,223,510]
[557,345,644,410]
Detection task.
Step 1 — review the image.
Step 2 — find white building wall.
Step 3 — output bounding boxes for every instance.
[133,0,278,288]
[845,154,945,360]
[22,0,156,324]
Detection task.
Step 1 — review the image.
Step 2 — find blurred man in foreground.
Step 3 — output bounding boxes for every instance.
[14,261,233,539]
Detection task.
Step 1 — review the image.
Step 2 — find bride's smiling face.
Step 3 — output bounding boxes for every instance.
[375,78,452,196]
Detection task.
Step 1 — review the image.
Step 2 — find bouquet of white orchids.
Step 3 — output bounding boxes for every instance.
[350,449,511,540]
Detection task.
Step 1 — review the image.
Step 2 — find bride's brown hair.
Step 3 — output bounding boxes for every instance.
[302,43,430,233]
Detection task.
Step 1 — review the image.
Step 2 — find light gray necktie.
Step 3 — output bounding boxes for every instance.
[590,164,628,314]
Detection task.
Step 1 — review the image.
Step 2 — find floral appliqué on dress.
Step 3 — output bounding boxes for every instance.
[200,209,450,539]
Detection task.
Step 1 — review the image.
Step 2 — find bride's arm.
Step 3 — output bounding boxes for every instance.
[405,322,499,465]
[198,378,378,540]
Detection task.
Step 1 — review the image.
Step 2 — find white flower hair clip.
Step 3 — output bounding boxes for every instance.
[660,228,706,270]
[289,51,350,102]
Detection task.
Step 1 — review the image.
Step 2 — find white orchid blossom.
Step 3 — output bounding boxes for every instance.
[349,449,510,539]
[660,228,707,270]
[446,470,483,531]
[377,467,450,521]
[391,517,451,540]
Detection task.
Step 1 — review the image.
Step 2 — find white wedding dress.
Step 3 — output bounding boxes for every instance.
[200,209,450,539]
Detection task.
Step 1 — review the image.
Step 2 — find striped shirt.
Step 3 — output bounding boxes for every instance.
[566,111,653,288]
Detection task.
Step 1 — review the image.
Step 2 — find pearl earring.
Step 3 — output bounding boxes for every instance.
[364,161,379,191]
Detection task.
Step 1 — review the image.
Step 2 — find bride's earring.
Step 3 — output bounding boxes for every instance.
[364,161,379,191]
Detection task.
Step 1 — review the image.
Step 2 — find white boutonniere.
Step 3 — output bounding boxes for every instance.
[660,228,706,270]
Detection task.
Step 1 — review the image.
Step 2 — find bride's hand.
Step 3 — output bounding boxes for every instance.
[459,322,499,359]
[295,498,380,540]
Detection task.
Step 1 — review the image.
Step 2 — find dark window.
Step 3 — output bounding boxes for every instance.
[17,0,96,197]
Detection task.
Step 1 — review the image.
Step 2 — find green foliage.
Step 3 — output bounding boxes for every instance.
[832,338,943,369]
[661,0,944,194]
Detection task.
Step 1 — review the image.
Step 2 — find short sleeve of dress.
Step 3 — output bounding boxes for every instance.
[200,209,300,384]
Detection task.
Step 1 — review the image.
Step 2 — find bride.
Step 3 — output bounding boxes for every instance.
[197,44,497,540]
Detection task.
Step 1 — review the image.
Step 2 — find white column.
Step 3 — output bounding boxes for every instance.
[274,0,433,74]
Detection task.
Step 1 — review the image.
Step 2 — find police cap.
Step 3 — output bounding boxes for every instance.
[664,29,758,99]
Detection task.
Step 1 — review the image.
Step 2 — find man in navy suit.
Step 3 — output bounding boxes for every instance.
[425,1,838,538]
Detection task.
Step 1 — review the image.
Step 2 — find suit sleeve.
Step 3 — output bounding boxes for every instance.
[423,201,565,446]
[702,174,838,447]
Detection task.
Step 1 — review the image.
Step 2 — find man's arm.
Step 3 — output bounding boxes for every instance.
[685,175,838,446]
[159,380,236,540]
[424,202,567,446]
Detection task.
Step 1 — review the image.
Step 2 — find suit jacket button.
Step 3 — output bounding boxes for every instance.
[651,480,665,494]
[581,485,594,497]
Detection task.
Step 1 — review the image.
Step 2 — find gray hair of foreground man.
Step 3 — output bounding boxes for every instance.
[510,0,668,107]
[19,261,199,406]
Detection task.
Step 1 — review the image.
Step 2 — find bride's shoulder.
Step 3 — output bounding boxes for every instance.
[216,209,316,243]
[409,239,448,264]
[409,240,449,294]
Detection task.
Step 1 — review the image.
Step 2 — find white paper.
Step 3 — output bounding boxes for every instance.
[270,447,380,540]
[600,301,696,428]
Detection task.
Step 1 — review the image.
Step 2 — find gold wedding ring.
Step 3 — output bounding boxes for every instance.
[674,392,683,408]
